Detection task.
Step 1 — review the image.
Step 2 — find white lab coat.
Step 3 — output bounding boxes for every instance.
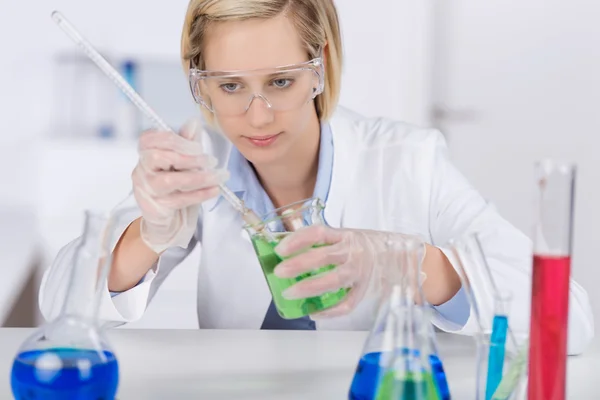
[39,106,594,355]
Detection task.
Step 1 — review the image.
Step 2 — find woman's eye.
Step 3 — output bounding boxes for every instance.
[220,83,240,93]
[272,78,293,88]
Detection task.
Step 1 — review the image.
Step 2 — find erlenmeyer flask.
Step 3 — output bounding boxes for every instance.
[10,210,120,400]
[374,305,440,400]
[399,237,449,400]
[349,237,448,400]
[349,285,403,400]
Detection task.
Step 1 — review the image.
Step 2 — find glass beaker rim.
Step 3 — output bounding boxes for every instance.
[243,196,325,229]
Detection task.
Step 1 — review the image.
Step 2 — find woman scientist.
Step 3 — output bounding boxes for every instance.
[39,0,593,354]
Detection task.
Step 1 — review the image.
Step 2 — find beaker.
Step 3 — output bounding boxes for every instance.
[10,210,120,400]
[450,234,525,400]
[489,342,528,400]
[528,160,575,400]
[244,197,349,319]
[475,332,525,400]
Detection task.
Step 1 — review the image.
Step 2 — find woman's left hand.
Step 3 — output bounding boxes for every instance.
[274,225,425,318]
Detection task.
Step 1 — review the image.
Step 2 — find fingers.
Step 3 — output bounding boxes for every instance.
[155,186,221,209]
[143,169,229,196]
[309,289,362,319]
[139,130,204,156]
[274,243,349,278]
[140,149,217,172]
[281,265,355,300]
[275,225,344,257]
[135,182,221,212]
[179,117,202,142]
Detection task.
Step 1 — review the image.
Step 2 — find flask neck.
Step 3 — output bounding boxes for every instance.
[61,212,109,320]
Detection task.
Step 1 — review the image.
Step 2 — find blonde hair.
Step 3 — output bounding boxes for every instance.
[181,0,343,123]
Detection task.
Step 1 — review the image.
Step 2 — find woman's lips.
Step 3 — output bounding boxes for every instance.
[245,132,282,147]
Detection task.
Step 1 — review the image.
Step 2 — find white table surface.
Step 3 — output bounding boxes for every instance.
[1,328,599,399]
[0,207,39,323]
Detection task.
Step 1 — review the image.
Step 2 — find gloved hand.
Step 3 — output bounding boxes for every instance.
[131,118,229,254]
[273,225,426,318]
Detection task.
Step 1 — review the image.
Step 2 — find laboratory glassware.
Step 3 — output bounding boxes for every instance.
[349,238,446,400]
[349,285,403,400]
[374,306,440,400]
[244,197,349,319]
[528,160,576,400]
[10,210,122,399]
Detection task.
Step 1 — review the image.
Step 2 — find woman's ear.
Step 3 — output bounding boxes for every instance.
[322,42,328,67]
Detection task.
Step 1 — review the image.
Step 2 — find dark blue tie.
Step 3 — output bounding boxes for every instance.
[261,300,316,330]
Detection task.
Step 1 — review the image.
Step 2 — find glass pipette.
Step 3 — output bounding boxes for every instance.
[50,10,262,227]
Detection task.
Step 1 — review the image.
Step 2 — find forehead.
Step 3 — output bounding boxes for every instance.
[203,14,307,71]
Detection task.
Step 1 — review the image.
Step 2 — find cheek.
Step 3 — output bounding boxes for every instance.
[214,115,245,141]
[278,104,314,135]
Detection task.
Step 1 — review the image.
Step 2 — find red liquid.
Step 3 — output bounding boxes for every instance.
[528,255,570,400]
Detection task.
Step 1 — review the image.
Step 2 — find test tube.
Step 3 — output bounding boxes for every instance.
[528,160,575,400]
[484,291,512,400]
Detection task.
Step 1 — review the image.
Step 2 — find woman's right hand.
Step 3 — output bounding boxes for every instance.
[131,119,229,254]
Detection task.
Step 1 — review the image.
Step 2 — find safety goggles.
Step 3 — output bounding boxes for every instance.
[188,56,324,116]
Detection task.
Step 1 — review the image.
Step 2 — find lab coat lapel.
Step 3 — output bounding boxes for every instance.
[323,113,359,229]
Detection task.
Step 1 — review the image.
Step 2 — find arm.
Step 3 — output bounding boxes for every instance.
[421,244,461,306]
[38,198,201,326]
[108,217,159,292]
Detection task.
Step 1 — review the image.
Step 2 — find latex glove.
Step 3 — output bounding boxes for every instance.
[132,118,229,254]
[273,225,425,318]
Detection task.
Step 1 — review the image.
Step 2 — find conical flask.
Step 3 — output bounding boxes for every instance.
[349,284,404,400]
[374,305,440,400]
[10,209,123,400]
[349,238,448,400]
[402,238,450,400]
[372,238,444,400]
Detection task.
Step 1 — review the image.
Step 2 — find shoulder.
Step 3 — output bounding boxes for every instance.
[329,105,447,157]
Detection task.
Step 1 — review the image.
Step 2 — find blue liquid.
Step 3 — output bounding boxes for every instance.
[349,352,384,400]
[485,315,508,400]
[429,354,451,400]
[348,349,431,400]
[11,348,119,400]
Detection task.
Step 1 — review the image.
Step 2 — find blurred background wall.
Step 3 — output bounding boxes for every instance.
[1,0,599,329]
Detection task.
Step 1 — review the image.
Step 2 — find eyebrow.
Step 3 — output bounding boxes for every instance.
[213,70,296,80]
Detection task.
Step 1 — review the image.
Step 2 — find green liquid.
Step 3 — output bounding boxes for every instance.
[251,235,349,319]
[375,370,440,400]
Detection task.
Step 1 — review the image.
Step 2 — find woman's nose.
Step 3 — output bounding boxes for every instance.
[246,94,275,128]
